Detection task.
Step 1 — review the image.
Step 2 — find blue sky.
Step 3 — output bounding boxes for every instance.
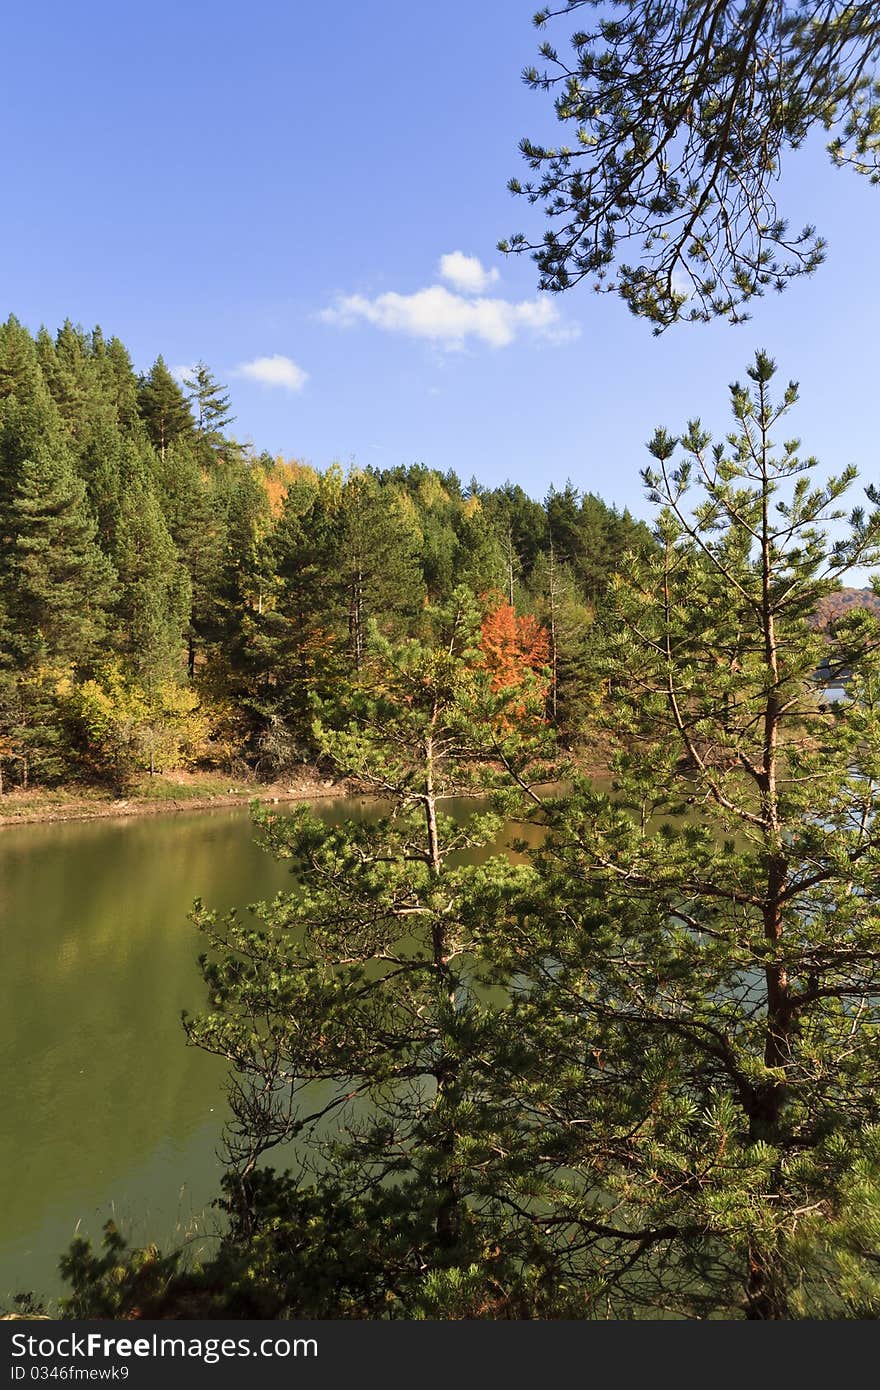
[4,0,878,528]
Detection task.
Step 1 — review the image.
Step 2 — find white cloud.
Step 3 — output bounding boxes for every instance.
[438,250,499,295]
[670,268,692,302]
[235,354,309,392]
[171,363,195,383]
[321,284,576,351]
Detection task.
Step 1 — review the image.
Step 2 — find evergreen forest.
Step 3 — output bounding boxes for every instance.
[7,0,880,1333]
[0,316,652,797]
[12,347,880,1321]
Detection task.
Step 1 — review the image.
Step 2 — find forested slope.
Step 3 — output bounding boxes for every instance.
[0,317,654,793]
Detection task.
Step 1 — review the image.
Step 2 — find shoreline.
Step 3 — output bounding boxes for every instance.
[0,770,358,829]
[0,754,613,830]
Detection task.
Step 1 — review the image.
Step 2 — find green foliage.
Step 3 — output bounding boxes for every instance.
[503,1,880,328]
[0,666,71,790]
[172,591,562,1307]
[0,318,640,792]
[51,359,880,1319]
[59,1222,186,1321]
[526,547,596,730]
[112,466,191,679]
[182,360,235,450]
[137,356,194,457]
[480,353,880,1317]
[0,320,116,672]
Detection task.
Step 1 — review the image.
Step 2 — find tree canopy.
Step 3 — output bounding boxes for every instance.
[501,1,880,329]
[44,353,880,1319]
[0,315,640,795]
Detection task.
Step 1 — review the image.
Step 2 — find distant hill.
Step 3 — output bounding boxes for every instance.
[812,588,880,629]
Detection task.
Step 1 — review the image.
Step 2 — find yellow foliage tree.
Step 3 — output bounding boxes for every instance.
[62,663,210,791]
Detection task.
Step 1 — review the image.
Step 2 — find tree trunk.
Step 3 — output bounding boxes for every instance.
[743,384,793,1319]
[349,569,364,673]
[424,723,461,1253]
[548,542,559,722]
[745,1242,786,1319]
[505,526,516,605]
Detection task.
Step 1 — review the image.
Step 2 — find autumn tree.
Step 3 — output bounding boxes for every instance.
[0,317,660,790]
[479,594,550,702]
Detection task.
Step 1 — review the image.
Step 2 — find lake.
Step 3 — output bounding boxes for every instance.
[0,790,555,1307]
[0,796,388,1305]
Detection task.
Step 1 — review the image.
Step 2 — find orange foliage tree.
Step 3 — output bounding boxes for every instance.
[478,595,550,709]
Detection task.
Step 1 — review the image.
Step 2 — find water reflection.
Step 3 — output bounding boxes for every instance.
[0,794,548,1302]
[0,804,327,1300]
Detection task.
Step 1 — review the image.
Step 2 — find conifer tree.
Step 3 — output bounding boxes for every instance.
[0,323,115,670]
[486,352,880,1317]
[151,438,225,679]
[244,479,342,761]
[482,482,550,587]
[377,465,463,599]
[456,497,508,597]
[544,481,583,574]
[137,356,194,460]
[528,545,594,729]
[111,465,191,682]
[183,589,559,1311]
[478,594,550,701]
[336,470,422,671]
[101,336,142,436]
[0,319,116,785]
[503,1,880,328]
[37,320,95,434]
[182,361,235,446]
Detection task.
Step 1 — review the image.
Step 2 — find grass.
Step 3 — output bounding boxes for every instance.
[0,770,256,821]
[0,767,343,824]
[128,773,250,802]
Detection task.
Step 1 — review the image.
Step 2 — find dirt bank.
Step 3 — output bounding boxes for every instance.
[0,751,612,830]
[0,768,358,828]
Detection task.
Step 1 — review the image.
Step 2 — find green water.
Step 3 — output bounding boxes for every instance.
[0,796,385,1305]
[0,787,564,1305]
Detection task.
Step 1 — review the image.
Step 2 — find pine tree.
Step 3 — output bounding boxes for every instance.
[503,1,880,328]
[111,464,191,683]
[378,465,462,599]
[0,323,115,670]
[482,482,550,587]
[37,320,96,435]
[151,437,225,679]
[456,497,508,598]
[182,590,560,1313]
[528,544,594,729]
[486,352,880,1317]
[101,336,142,436]
[0,319,116,786]
[182,360,235,446]
[137,356,194,460]
[336,470,422,672]
[245,479,342,762]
